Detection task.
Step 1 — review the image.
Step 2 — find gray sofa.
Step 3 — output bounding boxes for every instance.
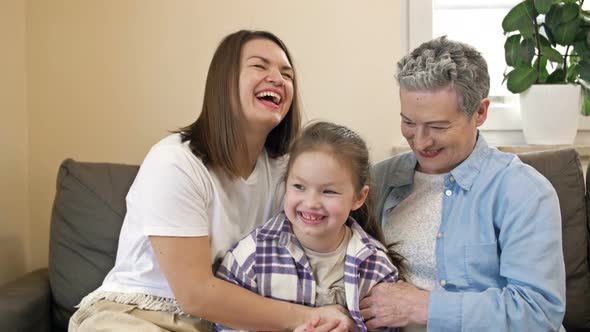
[1,149,589,331]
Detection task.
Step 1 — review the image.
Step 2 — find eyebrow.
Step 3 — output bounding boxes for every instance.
[291,174,336,187]
[400,113,450,125]
[247,55,293,72]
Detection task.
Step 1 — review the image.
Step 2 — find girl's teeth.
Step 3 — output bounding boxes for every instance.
[301,212,322,220]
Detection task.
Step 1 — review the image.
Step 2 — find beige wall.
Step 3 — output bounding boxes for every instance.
[23,0,403,270]
[0,0,29,284]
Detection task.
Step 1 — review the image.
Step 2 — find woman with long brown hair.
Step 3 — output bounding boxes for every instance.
[70,30,353,332]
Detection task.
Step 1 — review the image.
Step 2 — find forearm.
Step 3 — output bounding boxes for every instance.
[428,286,565,332]
[179,275,311,331]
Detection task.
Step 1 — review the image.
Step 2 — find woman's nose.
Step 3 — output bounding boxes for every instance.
[414,128,433,150]
[266,69,285,86]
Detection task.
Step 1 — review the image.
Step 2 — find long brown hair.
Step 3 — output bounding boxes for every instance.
[178,30,301,178]
[284,122,405,277]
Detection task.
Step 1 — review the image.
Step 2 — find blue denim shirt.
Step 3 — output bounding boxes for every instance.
[372,134,566,331]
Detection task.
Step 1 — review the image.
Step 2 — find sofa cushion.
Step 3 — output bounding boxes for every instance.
[48,159,139,331]
[518,149,590,330]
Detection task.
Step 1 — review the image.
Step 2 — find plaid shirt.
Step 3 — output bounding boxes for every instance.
[215,211,399,332]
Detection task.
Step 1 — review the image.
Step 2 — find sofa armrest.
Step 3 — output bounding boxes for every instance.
[0,268,51,332]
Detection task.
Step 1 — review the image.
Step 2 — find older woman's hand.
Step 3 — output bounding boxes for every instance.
[359,281,429,329]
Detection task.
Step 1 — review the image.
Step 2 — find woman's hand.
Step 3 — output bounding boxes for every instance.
[294,305,358,332]
[359,281,429,329]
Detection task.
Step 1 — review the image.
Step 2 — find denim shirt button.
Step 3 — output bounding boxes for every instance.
[437,232,443,238]
[449,175,455,182]
[445,189,452,196]
[440,279,447,287]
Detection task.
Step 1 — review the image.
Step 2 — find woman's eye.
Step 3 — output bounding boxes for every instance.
[403,121,415,126]
[431,126,448,131]
[252,64,265,69]
[282,73,293,80]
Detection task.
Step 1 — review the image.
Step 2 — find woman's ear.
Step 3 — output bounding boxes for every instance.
[351,185,370,211]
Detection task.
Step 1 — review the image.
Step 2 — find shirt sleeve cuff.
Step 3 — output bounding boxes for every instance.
[427,289,462,332]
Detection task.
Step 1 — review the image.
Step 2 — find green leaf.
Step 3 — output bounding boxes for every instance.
[543,23,557,45]
[578,61,590,82]
[567,63,580,82]
[506,66,538,93]
[542,45,564,63]
[534,0,552,14]
[546,4,564,29]
[502,1,536,33]
[534,56,550,82]
[538,33,552,47]
[582,87,590,116]
[553,19,581,45]
[520,38,536,65]
[547,3,580,26]
[519,21,536,40]
[547,68,566,82]
[505,35,522,66]
[561,3,580,22]
[574,40,590,59]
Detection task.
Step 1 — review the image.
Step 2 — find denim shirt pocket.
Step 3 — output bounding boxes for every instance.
[463,242,502,289]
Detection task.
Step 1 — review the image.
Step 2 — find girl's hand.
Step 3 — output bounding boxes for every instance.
[303,305,358,332]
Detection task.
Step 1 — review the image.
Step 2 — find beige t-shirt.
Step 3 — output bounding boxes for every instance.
[302,226,351,307]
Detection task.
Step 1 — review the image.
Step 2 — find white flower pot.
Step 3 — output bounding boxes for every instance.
[520,84,581,145]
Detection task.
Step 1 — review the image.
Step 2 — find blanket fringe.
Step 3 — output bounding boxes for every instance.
[77,291,189,316]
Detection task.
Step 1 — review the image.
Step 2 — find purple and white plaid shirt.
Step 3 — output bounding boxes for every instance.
[215,211,399,332]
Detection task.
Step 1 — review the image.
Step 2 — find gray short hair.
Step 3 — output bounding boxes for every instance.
[396,36,490,117]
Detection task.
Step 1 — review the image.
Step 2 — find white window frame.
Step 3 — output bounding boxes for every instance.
[401,0,590,145]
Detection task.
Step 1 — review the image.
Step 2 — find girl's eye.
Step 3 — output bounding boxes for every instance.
[323,189,339,195]
[293,184,304,190]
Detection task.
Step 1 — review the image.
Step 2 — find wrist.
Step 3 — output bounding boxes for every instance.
[410,290,430,325]
[285,303,313,331]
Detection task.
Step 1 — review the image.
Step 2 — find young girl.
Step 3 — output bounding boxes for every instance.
[216,122,403,332]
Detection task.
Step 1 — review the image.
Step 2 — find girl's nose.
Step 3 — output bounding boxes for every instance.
[304,192,321,209]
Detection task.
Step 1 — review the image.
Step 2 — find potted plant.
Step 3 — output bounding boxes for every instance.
[502,0,590,144]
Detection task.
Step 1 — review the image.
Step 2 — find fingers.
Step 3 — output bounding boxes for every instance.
[359,308,374,322]
[308,319,341,332]
[359,290,374,310]
[364,318,379,330]
[293,317,321,332]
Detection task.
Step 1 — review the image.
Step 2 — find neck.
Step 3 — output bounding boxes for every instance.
[294,225,347,253]
[237,130,268,179]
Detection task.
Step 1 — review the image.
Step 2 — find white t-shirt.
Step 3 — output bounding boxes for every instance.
[96,134,286,299]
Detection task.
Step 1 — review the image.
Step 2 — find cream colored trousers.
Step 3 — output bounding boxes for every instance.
[69,299,212,332]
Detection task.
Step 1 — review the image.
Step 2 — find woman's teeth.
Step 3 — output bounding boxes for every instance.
[255,91,281,105]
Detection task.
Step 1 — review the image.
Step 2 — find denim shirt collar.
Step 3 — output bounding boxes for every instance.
[448,132,491,191]
[387,131,490,191]
[387,152,417,187]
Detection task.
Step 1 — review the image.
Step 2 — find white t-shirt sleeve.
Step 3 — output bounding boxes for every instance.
[130,144,211,237]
